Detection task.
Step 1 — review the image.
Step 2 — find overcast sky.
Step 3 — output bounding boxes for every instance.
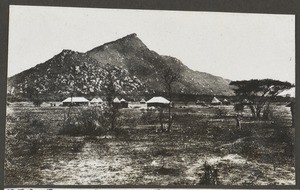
[8,5,295,83]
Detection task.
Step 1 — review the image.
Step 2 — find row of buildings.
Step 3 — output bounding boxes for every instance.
[59,87,295,108]
[61,96,171,108]
[60,96,233,108]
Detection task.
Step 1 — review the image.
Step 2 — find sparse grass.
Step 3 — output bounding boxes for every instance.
[5,102,295,185]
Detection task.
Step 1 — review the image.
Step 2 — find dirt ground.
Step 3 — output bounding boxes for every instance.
[5,102,295,186]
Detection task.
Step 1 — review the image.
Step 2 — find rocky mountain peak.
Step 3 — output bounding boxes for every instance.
[7,33,234,101]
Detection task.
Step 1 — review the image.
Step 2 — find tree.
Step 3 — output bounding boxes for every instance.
[159,64,182,132]
[24,83,43,107]
[32,97,43,107]
[101,63,121,131]
[233,103,244,116]
[230,79,293,118]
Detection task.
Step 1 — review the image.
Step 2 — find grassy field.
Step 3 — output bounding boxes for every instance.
[5,101,295,186]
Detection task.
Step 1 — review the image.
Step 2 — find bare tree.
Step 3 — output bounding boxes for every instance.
[159,64,182,132]
[64,65,77,127]
[102,63,120,131]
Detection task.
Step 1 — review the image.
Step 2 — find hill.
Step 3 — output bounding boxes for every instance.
[7,33,234,101]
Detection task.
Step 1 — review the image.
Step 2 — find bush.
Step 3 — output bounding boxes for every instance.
[59,106,114,136]
[269,107,294,147]
[198,161,219,185]
[32,98,43,107]
[234,103,244,115]
[272,123,293,145]
[240,139,259,158]
[78,107,107,135]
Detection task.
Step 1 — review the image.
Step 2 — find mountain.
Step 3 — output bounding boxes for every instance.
[7,33,234,101]
[86,33,233,95]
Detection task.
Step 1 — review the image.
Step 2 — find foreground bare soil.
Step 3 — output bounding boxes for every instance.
[5,102,295,186]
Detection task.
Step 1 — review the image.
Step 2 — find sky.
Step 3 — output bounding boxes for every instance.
[8,5,295,83]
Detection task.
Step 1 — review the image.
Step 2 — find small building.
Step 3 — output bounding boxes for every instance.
[62,97,89,106]
[211,97,222,105]
[223,99,230,105]
[112,97,121,108]
[146,96,170,108]
[90,97,103,106]
[113,97,120,103]
[140,98,146,104]
[120,98,128,108]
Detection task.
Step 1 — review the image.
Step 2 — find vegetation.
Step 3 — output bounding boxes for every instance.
[7,34,234,103]
[233,103,244,116]
[5,101,295,185]
[230,79,293,118]
[101,63,122,131]
[59,107,109,136]
[159,64,182,132]
[198,162,219,185]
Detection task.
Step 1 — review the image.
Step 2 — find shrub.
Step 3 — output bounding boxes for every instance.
[198,161,219,185]
[239,139,259,158]
[234,103,244,115]
[269,107,294,147]
[139,109,158,125]
[77,107,106,135]
[32,98,43,107]
[215,107,228,118]
[59,107,113,136]
[272,123,293,152]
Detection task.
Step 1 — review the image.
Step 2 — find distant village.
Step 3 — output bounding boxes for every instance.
[50,86,295,109]
[50,95,229,108]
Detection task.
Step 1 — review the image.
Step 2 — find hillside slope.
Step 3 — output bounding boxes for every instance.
[87,33,233,95]
[7,33,234,101]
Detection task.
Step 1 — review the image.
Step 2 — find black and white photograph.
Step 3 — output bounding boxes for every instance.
[5,5,295,186]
